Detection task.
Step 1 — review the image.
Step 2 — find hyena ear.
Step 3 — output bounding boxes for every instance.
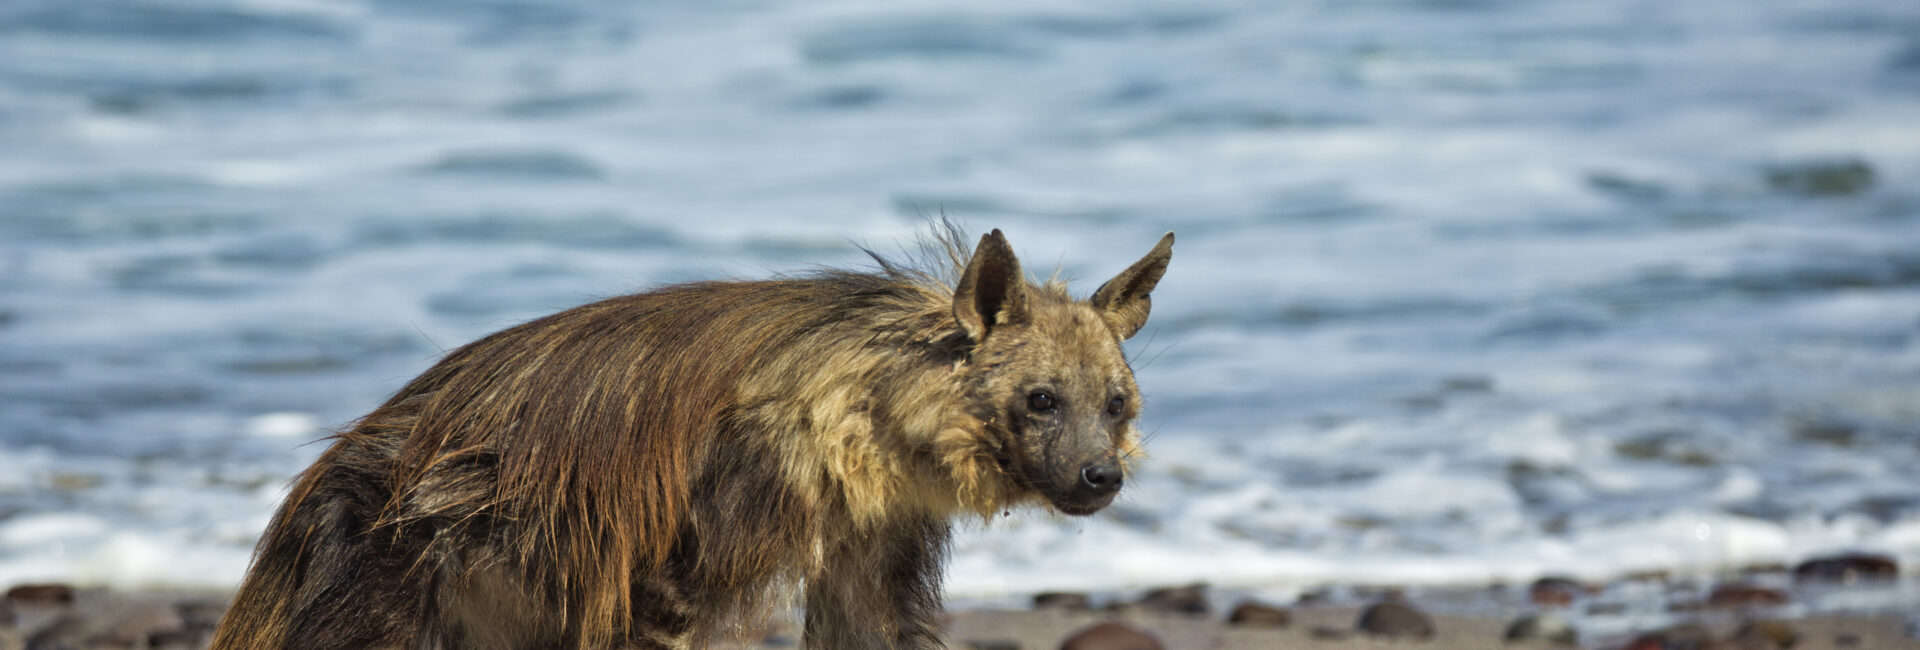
[1090,232,1174,340]
[953,228,1029,342]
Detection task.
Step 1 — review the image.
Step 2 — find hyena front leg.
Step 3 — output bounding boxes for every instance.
[803,515,949,650]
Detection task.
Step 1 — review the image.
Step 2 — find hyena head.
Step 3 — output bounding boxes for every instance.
[951,229,1173,516]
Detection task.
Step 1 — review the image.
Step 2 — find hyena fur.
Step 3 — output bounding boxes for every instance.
[211,226,1174,649]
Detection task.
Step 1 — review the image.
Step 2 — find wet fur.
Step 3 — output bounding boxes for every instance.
[212,226,1172,649]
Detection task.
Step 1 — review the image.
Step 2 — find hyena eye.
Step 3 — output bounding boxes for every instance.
[1106,396,1125,417]
[1027,391,1057,413]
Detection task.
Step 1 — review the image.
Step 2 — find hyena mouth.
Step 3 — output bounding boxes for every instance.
[1049,490,1118,516]
[1037,471,1121,516]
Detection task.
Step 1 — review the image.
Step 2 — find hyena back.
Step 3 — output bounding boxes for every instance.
[211,227,1173,649]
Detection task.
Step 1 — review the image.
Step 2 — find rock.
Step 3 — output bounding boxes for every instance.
[1136,583,1208,616]
[1032,592,1092,611]
[1294,587,1333,606]
[1765,158,1875,197]
[966,641,1021,650]
[1225,600,1289,627]
[1503,613,1576,645]
[1354,599,1434,640]
[1529,576,1585,607]
[0,600,11,626]
[1707,584,1788,608]
[1728,620,1798,649]
[4,584,75,606]
[1833,632,1861,647]
[1792,552,1898,584]
[1058,622,1162,650]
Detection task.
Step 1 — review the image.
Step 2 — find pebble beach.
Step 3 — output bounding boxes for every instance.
[7,550,1918,649]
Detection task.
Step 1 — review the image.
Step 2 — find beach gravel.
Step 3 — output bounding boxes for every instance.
[6,584,1919,650]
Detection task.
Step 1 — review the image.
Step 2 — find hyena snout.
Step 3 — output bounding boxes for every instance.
[1078,460,1123,494]
[1048,453,1123,516]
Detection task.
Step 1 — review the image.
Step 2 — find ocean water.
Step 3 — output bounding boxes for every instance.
[3,0,1920,610]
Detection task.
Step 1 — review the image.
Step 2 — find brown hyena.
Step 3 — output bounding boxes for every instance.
[211,226,1173,649]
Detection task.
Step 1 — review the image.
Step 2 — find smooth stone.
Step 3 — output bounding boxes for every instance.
[4,585,74,607]
[1058,622,1162,650]
[1354,599,1434,640]
[1032,592,1092,611]
[1225,600,1289,628]
[1135,583,1208,616]
[1792,552,1898,584]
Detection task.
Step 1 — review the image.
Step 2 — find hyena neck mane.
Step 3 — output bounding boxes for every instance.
[211,227,1173,650]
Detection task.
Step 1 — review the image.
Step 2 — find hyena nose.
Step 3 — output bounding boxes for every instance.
[1079,461,1123,494]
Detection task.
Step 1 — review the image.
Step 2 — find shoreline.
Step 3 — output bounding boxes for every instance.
[7,556,1917,650]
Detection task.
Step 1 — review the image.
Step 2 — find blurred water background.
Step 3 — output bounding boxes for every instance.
[3,0,1920,608]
